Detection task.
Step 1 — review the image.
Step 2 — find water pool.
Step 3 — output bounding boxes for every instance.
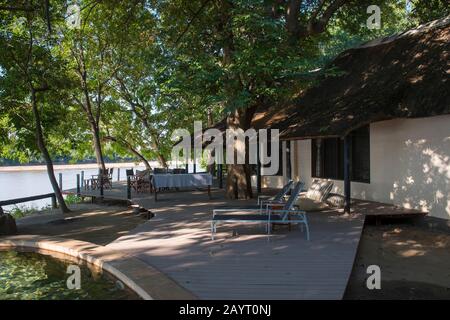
[0,249,140,300]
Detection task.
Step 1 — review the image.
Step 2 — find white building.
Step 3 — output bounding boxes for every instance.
[249,17,450,220]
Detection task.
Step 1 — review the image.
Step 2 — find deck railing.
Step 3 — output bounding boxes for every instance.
[0,193,57,210]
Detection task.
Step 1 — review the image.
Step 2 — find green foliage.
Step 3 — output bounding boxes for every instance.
[64,194,83,205]
[0,0,447,166]
[409,0,450,23]
[8,204,52,219]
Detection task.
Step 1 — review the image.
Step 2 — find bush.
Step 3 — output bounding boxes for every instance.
[64,194,82,205]
[8,204,51,219]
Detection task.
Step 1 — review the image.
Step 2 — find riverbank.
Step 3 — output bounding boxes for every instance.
[0,162,151,172]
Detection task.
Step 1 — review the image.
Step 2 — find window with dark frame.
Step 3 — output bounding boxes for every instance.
[311,125,370,183]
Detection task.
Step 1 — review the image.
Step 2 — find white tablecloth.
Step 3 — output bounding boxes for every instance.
[152,173,212,188]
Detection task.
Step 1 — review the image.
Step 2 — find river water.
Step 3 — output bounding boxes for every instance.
[0,166,140,211]
[0,163,201,211]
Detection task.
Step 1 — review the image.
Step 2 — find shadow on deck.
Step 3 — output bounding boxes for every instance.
[63,183,426,299]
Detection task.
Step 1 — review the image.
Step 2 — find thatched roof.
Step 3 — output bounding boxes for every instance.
[252,16,450,140]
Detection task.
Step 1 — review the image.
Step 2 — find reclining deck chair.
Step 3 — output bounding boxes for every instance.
[211,181,309,240]
[213,180,294,212]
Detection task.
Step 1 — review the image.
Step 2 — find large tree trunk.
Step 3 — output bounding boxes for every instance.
[218,0,255,199]
[75,42,107,173]
[90,122,106,172]
[225,107,256,199]
[31,89,70,213]
[156,153,168,168]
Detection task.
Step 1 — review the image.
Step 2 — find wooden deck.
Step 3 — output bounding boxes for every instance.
[100,189,363,299]
[63,183,425,299]
[65,181,427,219]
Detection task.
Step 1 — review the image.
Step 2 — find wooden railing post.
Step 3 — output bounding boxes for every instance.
[117,168,120,181]
[100,174,104,198]
[51,194,57,209]
[58,173,63,191]
[149,175,152,194]
[76,174,81,196]
[127,176,131,200]
[81,171,84,188]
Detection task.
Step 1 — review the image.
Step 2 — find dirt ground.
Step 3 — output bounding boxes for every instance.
[16,202,146,246]
[345,221,450,299]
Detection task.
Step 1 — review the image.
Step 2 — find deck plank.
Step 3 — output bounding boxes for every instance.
[105,190,365,299]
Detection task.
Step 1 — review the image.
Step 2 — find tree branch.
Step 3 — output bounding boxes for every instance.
[298,0,348,38]
[174,0,212,46]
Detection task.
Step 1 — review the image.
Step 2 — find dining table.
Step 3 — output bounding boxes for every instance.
[151,173,212,201]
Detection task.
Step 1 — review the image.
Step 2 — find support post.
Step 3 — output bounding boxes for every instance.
[76,174,81,196]
[117,168,120,181]
[344,135,351,214]
[211,162,216,177]
[51,194,57,209]
[58,173,62,191]
[127,176,131,200]
[218,164,223,189]
[286,140,292,181]
[185,163,189,173]
[81,171,84,188]
[149,175,153,194]
[193,163,197,173]
[100,175,104,198]
[257,133,262,194]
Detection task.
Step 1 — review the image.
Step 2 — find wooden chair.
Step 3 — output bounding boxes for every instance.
[90,169,112,190]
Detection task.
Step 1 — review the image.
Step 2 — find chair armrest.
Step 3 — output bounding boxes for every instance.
[270,209,307,215]
[213,208,263,217]
[257,195,273,204]
[261,200,284,206]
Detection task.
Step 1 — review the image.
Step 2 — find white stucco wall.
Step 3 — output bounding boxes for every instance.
[293,115,450,220]
[251,140,288,188]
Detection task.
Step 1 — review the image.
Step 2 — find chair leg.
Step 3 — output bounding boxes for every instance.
[211,221,216,240]
[305,223,310,241]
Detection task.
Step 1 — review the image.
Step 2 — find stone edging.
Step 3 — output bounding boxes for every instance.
[0,235,196,300]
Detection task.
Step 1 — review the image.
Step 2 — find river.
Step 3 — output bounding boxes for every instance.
[0,163,201,211]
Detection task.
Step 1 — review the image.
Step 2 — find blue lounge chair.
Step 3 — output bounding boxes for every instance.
[213,180,294,213]
[211,181,309,240]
